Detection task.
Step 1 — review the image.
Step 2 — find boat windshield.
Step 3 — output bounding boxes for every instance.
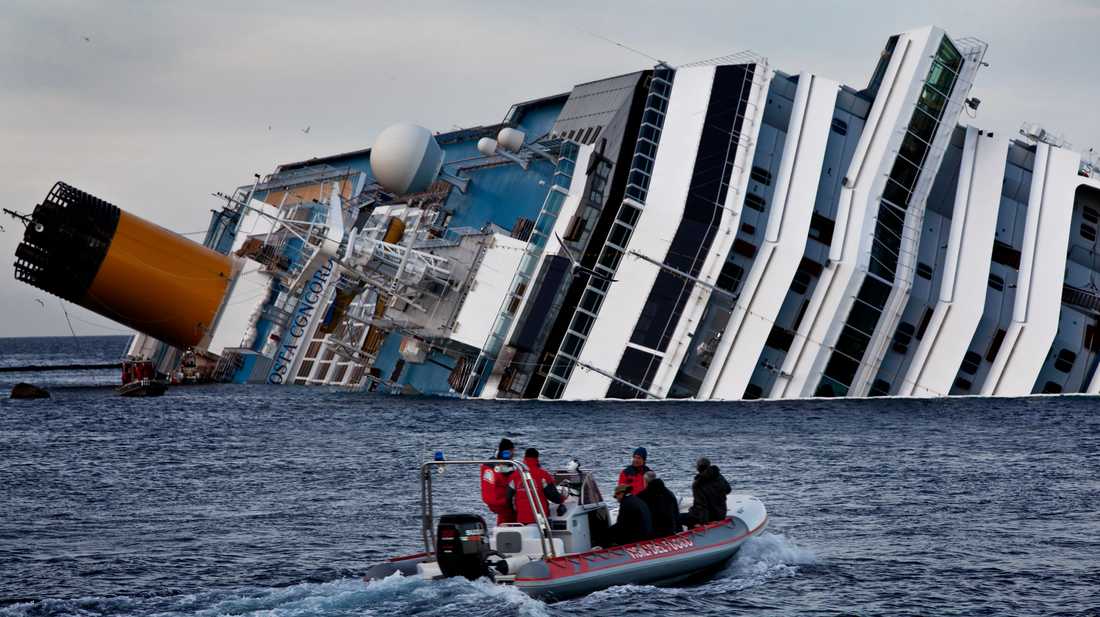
[551,470,603,505]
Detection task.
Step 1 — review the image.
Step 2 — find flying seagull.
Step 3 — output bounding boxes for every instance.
[302,126,311,134]
[34,298,45,308]
[83,36,91,43]
[556,232,617,283]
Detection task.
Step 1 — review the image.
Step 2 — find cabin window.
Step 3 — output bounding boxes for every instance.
[892,322,916,354]
[744,383,764,400]
[831,118,848,135]
[959,351,981,375]
[765,326,794,352]
[1086,324,1100,352]
[563,214,587,242]
[1053,349,1077,373]
[1041,381,1063,394]
[954,376,972,391]
[986,328,1006,361]
[792,299,811,331]
[717,262,744,293]
[745,193,767,212]
[988,273,1005,291]
[733,238,757,259]
[991,241,1022,269]
[916,262,933,280]
[750,166,773,186]
[808,213,836,244]
[741,223,756,235]
[791,270,812,295]
[869,379,891,396]
[1081,223,1097,242]
[916,307,933,340]
[297,361,314,379]
[1084,206,1100,224]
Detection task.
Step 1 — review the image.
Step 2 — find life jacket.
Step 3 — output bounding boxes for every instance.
[618,464,651,497]
[510,457,555,525]
[480,463,513,515]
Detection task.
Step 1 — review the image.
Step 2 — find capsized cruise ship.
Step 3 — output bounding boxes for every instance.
[11,26,1100,400]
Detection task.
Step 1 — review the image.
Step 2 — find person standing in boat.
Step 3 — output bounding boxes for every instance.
[638,471,681,537]
[508,448,563,525]
[608,484,653,545]
[682,457,732,528]
[617,447,651,497]
[480,438,517,525]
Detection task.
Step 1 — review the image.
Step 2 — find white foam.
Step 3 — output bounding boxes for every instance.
[717,532,817,588]
[0,574,552,617]
[568,532,816,605]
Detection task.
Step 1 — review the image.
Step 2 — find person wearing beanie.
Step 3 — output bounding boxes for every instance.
[682,456,732,528]
[617,446,652,498]
[480,438,517,525]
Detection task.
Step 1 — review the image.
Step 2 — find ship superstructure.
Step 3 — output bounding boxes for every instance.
[12,25,1100,400]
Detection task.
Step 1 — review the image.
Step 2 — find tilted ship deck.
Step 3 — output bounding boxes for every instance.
[10,26,1100,400]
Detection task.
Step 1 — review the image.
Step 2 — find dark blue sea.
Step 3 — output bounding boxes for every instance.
[1,336,1098,616]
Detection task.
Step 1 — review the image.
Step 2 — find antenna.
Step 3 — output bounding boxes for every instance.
[3,208,32,226]
[581,30,666,65]
[58,299,79,341]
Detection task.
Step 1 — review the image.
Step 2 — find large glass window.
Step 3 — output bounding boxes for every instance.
[815,35,966,397]
[917,87,948,121]
[936,37,963,72]
[925,62,958,97]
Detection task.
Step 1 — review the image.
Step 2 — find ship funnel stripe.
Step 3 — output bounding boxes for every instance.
[11,181,234,351]
[12,181,120,300]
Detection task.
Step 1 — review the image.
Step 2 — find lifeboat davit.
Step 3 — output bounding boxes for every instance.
[364,458,767,601]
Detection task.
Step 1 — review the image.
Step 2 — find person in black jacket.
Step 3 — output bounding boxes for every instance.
[682,457,731,528]
[637,471,681,538]
[608,484,653,545]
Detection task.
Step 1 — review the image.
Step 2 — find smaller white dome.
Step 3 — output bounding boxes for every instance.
[477,137,499,157]
[370,123,444,194]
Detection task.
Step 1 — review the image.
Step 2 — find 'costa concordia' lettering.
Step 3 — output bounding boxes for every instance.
[10,26,1100,400]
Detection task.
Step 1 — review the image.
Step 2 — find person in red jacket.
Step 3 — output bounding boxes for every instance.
[480,438,516,525]
[617,447,651,497]
[509,448,563,525]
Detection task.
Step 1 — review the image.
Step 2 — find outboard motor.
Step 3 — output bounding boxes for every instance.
[435,513,490,580]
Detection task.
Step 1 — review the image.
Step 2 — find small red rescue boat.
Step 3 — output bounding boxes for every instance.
[118,358,168,397]
[364,458,767,601]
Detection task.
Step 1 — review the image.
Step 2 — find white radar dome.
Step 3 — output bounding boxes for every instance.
[477,137,499,156]
[497,127,526,153]
[370,123,444,194]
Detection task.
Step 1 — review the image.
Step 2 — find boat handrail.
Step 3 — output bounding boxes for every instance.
[419,459,557,559]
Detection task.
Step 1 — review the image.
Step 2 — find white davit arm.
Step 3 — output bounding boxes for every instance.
[288,182,346,294]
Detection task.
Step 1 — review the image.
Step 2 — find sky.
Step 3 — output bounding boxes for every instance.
[1,0,1098,338]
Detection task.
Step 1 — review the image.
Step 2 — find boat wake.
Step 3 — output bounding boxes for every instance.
[0,534,811,617]
[565,532,816,609]
[717,531,817,586]
[0,574,550,617]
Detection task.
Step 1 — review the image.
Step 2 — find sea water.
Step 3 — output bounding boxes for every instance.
[1,336,1097,616]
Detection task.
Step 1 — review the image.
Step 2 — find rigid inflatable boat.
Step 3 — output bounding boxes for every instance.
[364,459,767,601]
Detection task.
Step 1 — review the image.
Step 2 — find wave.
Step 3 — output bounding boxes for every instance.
[717,532,817,587]
[0,534,811,616]
[565,532,815,609]
[0,575,550,617]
